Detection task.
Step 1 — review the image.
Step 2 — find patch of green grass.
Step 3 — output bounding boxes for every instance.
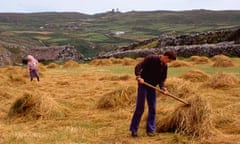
[81,33,109,42]
[168,64,240,78]
[136,40,159,49]
[168,67,191,77]
[197,64,240,77]
[48,38,69,43]
[97,65,133,75]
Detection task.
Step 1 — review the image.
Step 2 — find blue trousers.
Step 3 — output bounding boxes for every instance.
[130,83,156,133]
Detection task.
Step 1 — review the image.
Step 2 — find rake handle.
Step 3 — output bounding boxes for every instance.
[142,82,189,105]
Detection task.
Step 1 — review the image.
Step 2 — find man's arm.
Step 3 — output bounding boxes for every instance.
[159,65,168,94]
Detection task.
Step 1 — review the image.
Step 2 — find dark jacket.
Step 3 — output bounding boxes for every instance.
[135,55,167,89]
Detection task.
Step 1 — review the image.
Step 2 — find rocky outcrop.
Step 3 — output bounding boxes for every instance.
[22,45,84,63]
[0,47,14,66]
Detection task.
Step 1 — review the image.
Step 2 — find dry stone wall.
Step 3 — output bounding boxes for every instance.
[98,29,240,58]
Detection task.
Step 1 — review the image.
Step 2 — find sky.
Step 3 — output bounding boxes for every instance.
[0,0,239,14]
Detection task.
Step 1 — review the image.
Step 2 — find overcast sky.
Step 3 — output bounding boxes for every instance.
[1,0,239,14]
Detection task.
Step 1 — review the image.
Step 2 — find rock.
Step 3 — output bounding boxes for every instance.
[22,45,84,64]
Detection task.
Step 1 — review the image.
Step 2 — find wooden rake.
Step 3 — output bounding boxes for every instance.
[142,82,190,106]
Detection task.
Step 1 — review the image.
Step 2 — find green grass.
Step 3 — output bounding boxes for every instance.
[197,64,240,76]
[91,62,240,78]
[170,64,240,78]
[99,65,134,75]
[48,38,69,43]
[81,32,109,42]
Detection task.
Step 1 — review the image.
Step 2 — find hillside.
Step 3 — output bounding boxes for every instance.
[0,10,240,65]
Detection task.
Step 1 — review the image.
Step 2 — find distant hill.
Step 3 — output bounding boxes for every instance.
[0,10,240,65]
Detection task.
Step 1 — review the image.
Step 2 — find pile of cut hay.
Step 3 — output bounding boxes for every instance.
[1,67,27,84]
[169,60,192,67]
[122,57,137,66]
[109,57,123,64]
[208,72,239,88]
[97,86,136,109]
[46,63,59,69]
[165,77,197,98]
[8,93,69,121]
[37,63,47,72]
[157,95,215,138]
[179,69,210,82]
[89,59,112,66]
[62,60,80,68]
[212,54,235,67]
[189,56,210,64]
[8,73,26,84]
[212,60,234,67]
[211,54,229,61]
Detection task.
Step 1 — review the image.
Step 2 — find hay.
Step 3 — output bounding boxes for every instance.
[169,60,192,67]
[212,60,234,67]
[212,54,230,61]
[8,93,68,120]
[5,66,28,84]
[214,103,240,129]
[157,95,215,138]
[189,56,210,64]
[46,63,59,68]
[62,60,80,68]
[119,75,133,81]
[208,72,239,88]
[109,57,123,64]
[89,59,112,66]
[165,77,197,98]
[179,69,210,82]
[122,57,136,66]
[38,63,47,71]
[99,74,133,81]
[97,86,136,109]
[212,54,235,67]
[8,73,26,84]
[99,75,120,81]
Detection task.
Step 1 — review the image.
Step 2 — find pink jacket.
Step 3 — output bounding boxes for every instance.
[28,59,38,70]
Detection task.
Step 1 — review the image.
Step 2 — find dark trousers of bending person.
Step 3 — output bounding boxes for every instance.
[130,83,156,134]
[30,69,40,81]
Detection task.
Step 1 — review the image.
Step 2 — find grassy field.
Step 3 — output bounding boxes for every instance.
[0,56,240,144]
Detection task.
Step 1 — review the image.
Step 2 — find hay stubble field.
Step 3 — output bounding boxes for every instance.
[0,56,240,144]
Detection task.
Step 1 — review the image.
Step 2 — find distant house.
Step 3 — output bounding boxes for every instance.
[113,31,125,35]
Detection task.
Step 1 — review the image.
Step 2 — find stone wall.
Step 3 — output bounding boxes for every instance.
[0,48,13,66]
[98,29,240,58]
[99,42,240,58]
